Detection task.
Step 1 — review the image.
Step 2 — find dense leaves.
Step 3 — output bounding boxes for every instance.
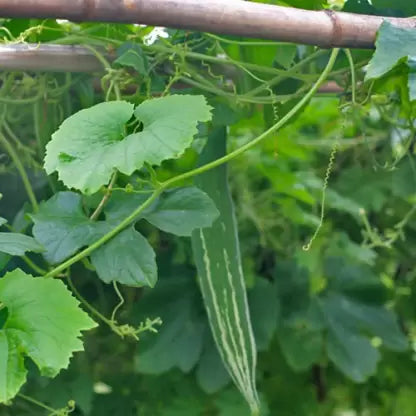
[275,259,407,382]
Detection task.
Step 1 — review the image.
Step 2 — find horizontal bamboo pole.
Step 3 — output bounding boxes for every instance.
[0,0,415,49]
[0,44,104,72]
[0,44,343,96]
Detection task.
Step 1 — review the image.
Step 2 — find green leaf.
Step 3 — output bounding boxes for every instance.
[0,331,26,404]
[0,269,96,403]
[90,227,157,287]
[215,389,270,416]
[104,191,151,223]
[131,95,212,166]
[114,43,149,75]
[45,96,212,194]
[135,277,205,372]
[275,44,297,69]
[211,101,240,127]
[325,258,388,303]
[196,336,231,394]
[275,258,406,381]
[44,101,134,194]
[302,173,362,218]
[248,279,279,351]
[343,0,375,14]
[0,217,7,227]
[0,233,44,256]
[366,21,416,81]
[334,166,389,212]
[323,293,408,352]
[275,261,311,322]
[372,0,416,16]
[278,325,323,371]
[160,396,206,416]
[31,192,109,264]
[326,322,380,383]
[326,232,377,266]
[143,187,219,236]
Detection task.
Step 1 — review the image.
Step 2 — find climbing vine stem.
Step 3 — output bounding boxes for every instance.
[303,47,358,251]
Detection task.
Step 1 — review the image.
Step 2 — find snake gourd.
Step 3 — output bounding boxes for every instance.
[191,126,260,414]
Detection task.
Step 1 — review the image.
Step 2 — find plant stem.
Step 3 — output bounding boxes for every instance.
[44,48,339,279]
[204,32,286,46]
[243,49,325,98]
[163,48,340,187]
[22,255,47,275]
[66,273,113,326]
[0,133,39,212]
[150,43,315,80]
[90,171,118,220]
[344,48,356,104]
[17,393,57,413]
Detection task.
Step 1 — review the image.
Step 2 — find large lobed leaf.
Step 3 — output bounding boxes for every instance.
[0,269,96,403]
[44,95,212,194]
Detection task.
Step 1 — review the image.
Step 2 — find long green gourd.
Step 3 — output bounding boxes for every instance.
[191,126,260,415]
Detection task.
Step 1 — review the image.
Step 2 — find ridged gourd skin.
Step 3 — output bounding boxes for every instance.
[191,127,260,415]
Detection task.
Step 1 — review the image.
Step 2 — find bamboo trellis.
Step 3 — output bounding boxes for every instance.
[0,1,414,75]
[0,0,415,48]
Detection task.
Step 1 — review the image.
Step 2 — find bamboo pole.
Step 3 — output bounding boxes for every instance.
[0,44,344,96]
[0,0,415,49]
[0,44,104,72]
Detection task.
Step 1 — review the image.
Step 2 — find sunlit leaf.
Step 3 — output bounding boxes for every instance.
[0,269,96,402]
[44,96,212,194]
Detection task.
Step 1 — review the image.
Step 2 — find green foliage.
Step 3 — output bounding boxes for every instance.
[0,6,416,416]
[274,258,408,381]
[0,269,96,403]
